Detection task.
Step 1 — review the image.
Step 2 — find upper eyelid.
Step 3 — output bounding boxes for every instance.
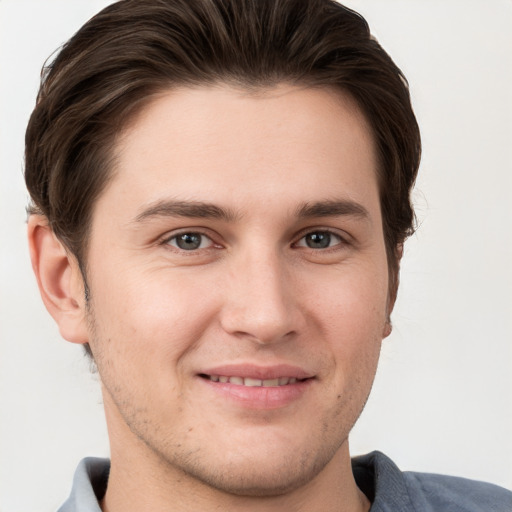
[160,228,216,243]
[298,229,342,239]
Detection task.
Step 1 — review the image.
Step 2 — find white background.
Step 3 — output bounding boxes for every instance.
[1,1,511,511]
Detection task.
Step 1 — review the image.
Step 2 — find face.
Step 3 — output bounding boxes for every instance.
[84,84,391,495]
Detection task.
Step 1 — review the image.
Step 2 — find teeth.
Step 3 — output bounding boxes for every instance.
[244,377,262,387]
[207,375,304,387]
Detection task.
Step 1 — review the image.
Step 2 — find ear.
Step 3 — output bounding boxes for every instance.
[27,215,89,344]
[383,243,404,339]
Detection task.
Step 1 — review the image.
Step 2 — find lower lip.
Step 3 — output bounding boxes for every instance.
[198,377,313,409]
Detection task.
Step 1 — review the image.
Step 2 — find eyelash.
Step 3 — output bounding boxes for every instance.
[294,229,345,250]
[160,228,348,254]
[161,230,218,252]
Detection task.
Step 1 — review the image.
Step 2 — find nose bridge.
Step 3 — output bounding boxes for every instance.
[220,244,298,344]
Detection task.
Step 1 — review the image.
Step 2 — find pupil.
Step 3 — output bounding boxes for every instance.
[177,233,201,250]
[307,232,330,249]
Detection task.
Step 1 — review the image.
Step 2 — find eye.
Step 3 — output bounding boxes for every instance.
[166,232,213,251]
[296,231,342,249]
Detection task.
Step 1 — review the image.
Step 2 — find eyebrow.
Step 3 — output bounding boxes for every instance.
[133,200,239,223]
[132,198,370,225]
[296,200,370,220]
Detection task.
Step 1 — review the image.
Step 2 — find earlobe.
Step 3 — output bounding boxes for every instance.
[27,215,89,344]
[382,317,392,339]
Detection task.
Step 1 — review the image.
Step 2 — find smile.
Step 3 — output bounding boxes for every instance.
[200,375,306,387]
[198,368,314,409]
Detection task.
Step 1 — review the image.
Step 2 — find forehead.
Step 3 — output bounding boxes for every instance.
[101,84,379,219]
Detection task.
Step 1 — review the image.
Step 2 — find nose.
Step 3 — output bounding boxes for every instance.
[219,249,302,345]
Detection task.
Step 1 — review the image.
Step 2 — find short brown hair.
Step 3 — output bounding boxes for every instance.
[25,0,420,280]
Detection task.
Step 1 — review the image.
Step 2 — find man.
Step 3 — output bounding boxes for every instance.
[23,0,512,511]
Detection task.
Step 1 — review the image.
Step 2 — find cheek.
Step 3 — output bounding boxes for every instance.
[309,261,387,377]
[313,261,389,332]
[87,265,221,365]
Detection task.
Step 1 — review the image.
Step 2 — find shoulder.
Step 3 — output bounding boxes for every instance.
[403,470,512,512]
[352,451,512,512]
[58,457,110,512]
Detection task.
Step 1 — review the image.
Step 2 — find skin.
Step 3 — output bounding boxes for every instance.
[29,84,395,512]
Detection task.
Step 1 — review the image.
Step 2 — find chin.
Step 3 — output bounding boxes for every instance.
[162,437,341,497]
[184,460,321,497]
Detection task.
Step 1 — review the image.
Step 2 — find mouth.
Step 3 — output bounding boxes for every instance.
[199,374,309,387]
[197,364,315,408]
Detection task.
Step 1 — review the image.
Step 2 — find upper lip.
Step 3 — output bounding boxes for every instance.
[198,363,314,380]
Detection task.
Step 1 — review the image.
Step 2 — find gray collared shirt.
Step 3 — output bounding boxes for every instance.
[58,451,512,511]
